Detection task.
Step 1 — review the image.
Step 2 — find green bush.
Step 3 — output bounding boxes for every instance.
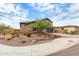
[67,30,77,34]
[20,40,26,43]
[32,19,52,30]
[27,33,31,37]
[0,24,10,30]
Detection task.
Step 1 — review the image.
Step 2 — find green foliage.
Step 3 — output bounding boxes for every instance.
[68,30,77,35]
[67,28,78,35]
[32,19,52,30]
[0,24,10,30]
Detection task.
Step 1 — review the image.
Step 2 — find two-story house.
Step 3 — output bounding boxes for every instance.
[20,18,53,33]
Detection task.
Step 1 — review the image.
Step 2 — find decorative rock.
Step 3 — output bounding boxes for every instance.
[31,40,36,43]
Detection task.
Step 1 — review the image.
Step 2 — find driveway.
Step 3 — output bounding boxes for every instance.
[0,37,78,56]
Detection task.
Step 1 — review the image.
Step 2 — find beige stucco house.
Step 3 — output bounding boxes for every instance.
[20,18,53,33]
[53,26,79,34]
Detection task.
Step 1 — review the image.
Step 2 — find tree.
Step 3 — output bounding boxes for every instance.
[32,19,52,30]
[0,24,10,30]
[31,19,52,34]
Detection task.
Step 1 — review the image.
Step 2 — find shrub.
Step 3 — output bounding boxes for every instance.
[4,28,14,35]
[27,33,31,37]
[14,29,21,35]
[67,28,77,35]
[6,38,12,40]
[5,34,12,40]
[16,35,19,37]
[20,40,26,43]
[68,31,77,34]
[0,24,10,31]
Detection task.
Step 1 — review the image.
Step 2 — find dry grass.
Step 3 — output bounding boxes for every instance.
[14,29,21,35]
[4,34,12,40]
[4,28,14,35]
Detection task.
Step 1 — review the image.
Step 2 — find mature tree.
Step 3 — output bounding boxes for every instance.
[31,19,52,34]
[0,24,10,30]
[32,19,52,30]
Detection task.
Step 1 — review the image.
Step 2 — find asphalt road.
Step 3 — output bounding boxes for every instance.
[48,44,79,56]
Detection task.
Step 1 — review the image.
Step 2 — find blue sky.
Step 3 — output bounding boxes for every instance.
[0,3,79,28]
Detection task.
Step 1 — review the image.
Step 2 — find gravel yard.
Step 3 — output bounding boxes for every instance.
[0,34,61,46]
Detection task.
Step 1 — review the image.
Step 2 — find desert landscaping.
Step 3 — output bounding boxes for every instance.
[0,33,61,46]
[0,18,79,55]
[0,18,61,46]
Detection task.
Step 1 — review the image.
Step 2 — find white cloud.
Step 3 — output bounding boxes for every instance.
[1,3,79,28]
[51,12,70,21]
[29,3,56,12]
[52,11,79,26]
[54,17,79,27]
[51,4,79,26]
[0,3,29,29]
[69,4,79,12]
[0,3,28,17]
[0,16,13,26]
[29,3,79,27]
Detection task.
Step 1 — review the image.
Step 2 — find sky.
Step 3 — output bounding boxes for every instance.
[0,3,79,29]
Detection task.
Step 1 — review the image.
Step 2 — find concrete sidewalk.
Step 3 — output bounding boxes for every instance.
[0,37,78,56]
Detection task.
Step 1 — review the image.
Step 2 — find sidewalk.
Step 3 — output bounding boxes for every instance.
[0,37,78,56]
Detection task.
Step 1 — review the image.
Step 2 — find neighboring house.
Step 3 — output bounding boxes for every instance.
[53,26,79,34]
[20,18,53,33]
